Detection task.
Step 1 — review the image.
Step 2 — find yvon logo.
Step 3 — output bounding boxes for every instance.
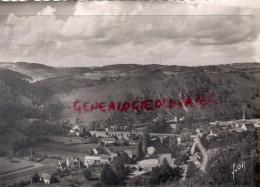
[231,161,245,180]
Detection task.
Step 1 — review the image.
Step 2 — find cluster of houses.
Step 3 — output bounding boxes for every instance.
[209,119,255,132]
[58,157,82,171]
[183,119,257,139]
[62,117,259,183]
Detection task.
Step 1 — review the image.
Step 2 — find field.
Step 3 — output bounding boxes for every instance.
[32,142,99,159]
[40,135,86,145]
[0,158,41,175]
[0,157,55,185]
[0,127,27,150]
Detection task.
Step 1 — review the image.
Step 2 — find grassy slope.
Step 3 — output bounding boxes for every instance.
[48,63,260,127]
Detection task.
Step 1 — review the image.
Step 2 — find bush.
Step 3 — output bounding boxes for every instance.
[84,169,92,180]
[31,172,40,183]
[101,164,118,185]
[18,180,25,187]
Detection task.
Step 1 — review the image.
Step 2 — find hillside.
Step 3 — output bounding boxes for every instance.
[0,62,66,82]
[36,62,260,128]
[0,68,57,124]
[1,62,259,129]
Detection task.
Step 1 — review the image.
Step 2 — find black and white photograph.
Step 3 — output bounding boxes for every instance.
[0,1,259,186]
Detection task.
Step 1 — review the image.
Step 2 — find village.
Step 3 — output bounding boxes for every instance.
[1,108,258,186]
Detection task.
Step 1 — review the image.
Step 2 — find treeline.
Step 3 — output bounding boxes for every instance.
[27,121,70,136]
[128,159,183,186]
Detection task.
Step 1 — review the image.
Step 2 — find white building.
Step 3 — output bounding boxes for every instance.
[39,173,52,184]
[84,155,110,168]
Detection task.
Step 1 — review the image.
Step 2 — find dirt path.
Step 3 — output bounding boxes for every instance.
[192,136,209,173]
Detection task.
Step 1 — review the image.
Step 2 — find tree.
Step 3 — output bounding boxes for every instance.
[18,180,25,187]
[186,163,199,179]
[31,172,40,183]
[112,153,130,184]
[201,133,209,149]
[170,166,184,182]
[84,169,92,180]
[150,167,161,185]
[142,130,149,154]
[162,158,170,171]
[169,137,178,157]
[101,164,118,185]
[175,154,189,165]
[137,140,144,159]
[50,175,57,183]
[160,158,171,183]
[113,152,132,165]
[149,162,184,185]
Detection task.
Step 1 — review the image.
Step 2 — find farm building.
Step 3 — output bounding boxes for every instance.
[84,155,110,168]
[101,137,116,145]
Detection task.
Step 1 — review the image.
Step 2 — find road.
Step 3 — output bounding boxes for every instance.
[192,137,209,173]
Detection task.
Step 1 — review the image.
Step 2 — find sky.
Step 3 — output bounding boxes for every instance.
[0,0,259,67]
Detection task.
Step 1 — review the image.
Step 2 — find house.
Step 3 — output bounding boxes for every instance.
[189,152,201,162]
[208,129,217,137]
[194,160,202,168]
[195,128,203,137]
[125,150,133,158]
[40,172,52,184]
[147,147,156,156]
[123,126,128,131]
[93,148,99,155]
[234,123,240,128]
[84,154,111,167]
[166,117,178,123]
[129,140,138,145]
[84,155,102,167]
[170,124,177,129]
[89,131,108,138]
[107,131,131,140]
[100,155,110,164]
[158,154,175,167]
[241,123,254,131]
[72,157,80,169]
[234,128,244,133]
[177,137,182,144]
[101,137,116,145]
[209,121,219,126]
[70,125,80,134]
[137,159,159,172]
[179,117,185,121]
[93,147,108,155]
[182,129,195,137]
[69,125,89,137]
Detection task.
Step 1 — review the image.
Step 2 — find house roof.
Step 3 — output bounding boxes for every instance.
[40,173,51,180]
[125,150,132,155]
[138,159,159,168]
[107,131,130,135]
[100,155,110,159]
[94,146,108,154]
[245,123,254,130]
[85,155,101,160]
